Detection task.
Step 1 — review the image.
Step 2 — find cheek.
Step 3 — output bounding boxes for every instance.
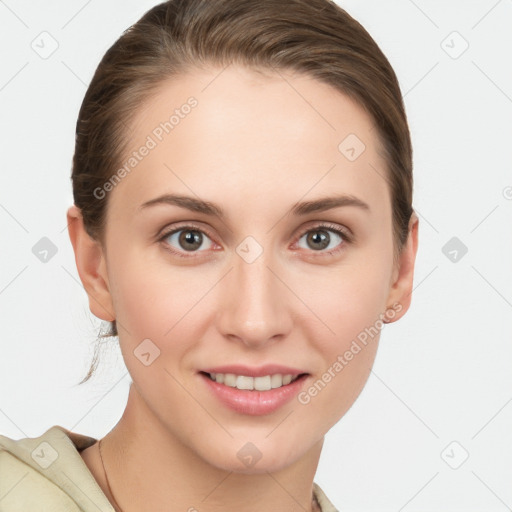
[294,250,392,425]
[313,280,383,380]
[297,273,385,431]
[308,254,392,349]
[107,251,191,346]
[107,250,223,373]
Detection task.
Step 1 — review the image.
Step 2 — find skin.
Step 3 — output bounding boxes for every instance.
[68,65,419,512]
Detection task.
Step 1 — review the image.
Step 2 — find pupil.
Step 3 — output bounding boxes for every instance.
[180,230,202,251]
[308,230,329,250]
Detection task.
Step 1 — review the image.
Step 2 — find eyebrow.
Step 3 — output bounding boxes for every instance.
[139,193,370,217]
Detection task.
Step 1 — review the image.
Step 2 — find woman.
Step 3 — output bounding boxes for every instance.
[0,0,418,510]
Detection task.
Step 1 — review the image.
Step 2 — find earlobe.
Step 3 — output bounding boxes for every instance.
[66,205,115,323]
[384,212,419,324]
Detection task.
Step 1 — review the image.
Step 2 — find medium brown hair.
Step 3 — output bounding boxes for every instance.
[72,0,413,384]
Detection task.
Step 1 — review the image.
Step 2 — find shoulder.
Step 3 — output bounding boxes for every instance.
[313,482,339,512]
[0,426,113,511]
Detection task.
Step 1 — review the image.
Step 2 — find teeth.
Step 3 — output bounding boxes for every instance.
[208,373,299,391]
[236,375,254,390]
[255,376,271,391]
[282,375,292,385]
[224,373,237,387]
[271,374,282,388]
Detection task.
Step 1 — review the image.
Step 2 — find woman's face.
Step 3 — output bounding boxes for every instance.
[78,65,417,472]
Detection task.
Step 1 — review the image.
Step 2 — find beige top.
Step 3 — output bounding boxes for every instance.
[0,425,338,511]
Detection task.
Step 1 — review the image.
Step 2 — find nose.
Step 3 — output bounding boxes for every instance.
[216,244,293,349]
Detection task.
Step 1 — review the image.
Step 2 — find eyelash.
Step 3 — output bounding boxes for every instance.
[157,222,352,259]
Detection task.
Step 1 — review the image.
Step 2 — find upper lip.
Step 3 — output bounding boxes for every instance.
[200,364,308,377]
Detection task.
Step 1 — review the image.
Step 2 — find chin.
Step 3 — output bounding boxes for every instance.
[210,454,298,475]
[196,435,313,475]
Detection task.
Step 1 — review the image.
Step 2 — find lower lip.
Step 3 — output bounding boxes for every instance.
[200,373,308,416]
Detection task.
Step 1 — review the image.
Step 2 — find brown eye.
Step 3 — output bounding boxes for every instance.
[296,225,347,253]
[163,228,214,253]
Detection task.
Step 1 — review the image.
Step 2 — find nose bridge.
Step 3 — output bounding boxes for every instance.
[217,238,292,347]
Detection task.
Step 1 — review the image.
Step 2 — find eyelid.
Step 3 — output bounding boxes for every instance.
[293,221,353,245]
[157,221,215,241]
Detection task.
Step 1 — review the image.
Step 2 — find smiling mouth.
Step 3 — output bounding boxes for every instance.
[200,371,308,391]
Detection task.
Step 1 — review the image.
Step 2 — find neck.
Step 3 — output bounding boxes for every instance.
[100,383,323,512]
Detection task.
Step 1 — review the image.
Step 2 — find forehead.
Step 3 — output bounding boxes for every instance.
[107,65,390,220]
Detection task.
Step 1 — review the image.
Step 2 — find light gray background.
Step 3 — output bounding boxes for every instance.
[1,1,511,510]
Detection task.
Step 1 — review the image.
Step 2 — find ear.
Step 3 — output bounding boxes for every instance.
[384,212,419,323]
[66,205,115,323]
